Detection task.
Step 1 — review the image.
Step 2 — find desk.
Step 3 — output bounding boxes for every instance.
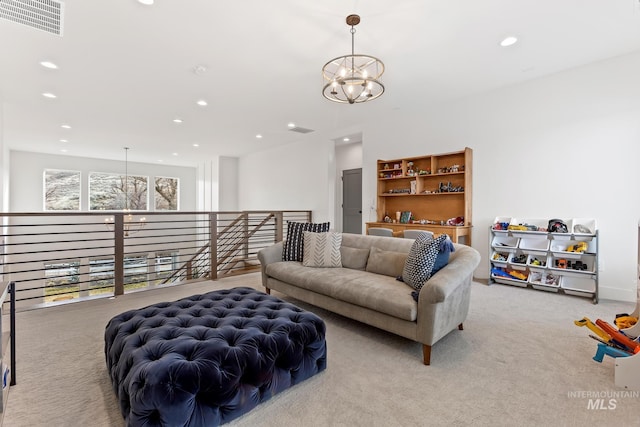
[366,222,472,246]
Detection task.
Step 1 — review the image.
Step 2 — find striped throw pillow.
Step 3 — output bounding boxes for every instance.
[282,221,330,261]
[302,231,342,268]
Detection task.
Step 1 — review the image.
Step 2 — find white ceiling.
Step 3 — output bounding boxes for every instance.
[1,0,640,167]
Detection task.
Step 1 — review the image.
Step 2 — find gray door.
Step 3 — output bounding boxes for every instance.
[342,168,362,234]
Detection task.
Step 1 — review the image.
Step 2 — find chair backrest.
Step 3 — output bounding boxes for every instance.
[402,229,434,239]
[367,227,394,237]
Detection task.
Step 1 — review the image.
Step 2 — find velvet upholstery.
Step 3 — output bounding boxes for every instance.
[104,287,326,426]
[258,234,481,364]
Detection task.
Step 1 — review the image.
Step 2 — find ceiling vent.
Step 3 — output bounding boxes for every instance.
[0,0,64,36]
[288,126,314,134]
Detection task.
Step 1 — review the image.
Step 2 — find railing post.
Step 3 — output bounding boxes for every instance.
[114,213,125,296]
[275,211,283,243]
[210,212,218,280]
[186,261,192,280]
[243,212,249,261]
[10,281,16,386]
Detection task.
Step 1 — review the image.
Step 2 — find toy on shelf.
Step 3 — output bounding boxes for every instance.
[567,241,588,253]
[491,267,527,281]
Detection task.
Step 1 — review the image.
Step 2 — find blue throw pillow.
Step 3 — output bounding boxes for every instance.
[431,235,455,275]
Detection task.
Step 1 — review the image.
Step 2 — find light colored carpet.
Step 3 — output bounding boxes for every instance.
[3,273,639,427]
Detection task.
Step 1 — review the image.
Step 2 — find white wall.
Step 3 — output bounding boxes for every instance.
[239,134,335,224]
[0,100,6,212]
[10,150,197,212]
[240,51,640,302]
[334,141,363,232]
[196,159,218,211]
[219,156,239,211]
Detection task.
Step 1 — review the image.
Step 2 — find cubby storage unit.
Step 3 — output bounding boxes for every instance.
[489,217,599,303]
[366,147,473,245]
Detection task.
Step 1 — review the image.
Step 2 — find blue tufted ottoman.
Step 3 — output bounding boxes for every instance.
[104,287,327,426]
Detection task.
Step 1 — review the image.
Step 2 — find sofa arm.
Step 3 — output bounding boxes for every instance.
[257,242,284,287]
[418,245,481,304]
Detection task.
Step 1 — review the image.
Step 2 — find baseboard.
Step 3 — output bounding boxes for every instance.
[599,285,637,303]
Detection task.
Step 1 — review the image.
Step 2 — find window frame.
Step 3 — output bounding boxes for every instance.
[43,169,82,211]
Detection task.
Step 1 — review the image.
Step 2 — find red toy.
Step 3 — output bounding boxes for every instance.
[595,319,640,354]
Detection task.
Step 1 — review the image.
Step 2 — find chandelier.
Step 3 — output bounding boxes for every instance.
[104,147,146,236]
[322,14,385,104]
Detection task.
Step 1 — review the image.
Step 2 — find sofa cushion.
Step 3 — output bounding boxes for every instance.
[365,247,408,277]
[402,234,448,291]
[265,262,417,321]
[302,231,342,268]
[340,246,370,270]
[283,221,330,261]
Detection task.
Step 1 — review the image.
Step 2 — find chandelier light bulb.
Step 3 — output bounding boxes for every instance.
[322,14,385,104]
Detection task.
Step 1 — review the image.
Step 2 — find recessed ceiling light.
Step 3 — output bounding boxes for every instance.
[60,149,68,153]
[59,139,68,143]
[42,92,57,99]
[61,124,71,129]
[256,134,263,139]
[287,123,296,128]
[192,143,199,147]
[500,36,518,47]
[40,61,58,69]
[173,118,183,123]
[172,152,178,156]
[157,159,163,163]
[343,137,350,142]
[138,0,154,5]
[196,99,208,107]
[193,65,207,75]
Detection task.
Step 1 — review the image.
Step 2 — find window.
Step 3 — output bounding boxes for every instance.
[154,177,179,210]
[124,255,148,289]
[44,261,80,302]
[89,172,148,210]
[44,169,81,210]
[89,258,114,295]
[155,251,178,283]
[90,254,150,294]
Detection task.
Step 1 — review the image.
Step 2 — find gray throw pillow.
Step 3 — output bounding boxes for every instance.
[340,246,370,270]
[365,247,408,277]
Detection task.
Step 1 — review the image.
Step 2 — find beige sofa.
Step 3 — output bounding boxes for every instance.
[257,233,481,365]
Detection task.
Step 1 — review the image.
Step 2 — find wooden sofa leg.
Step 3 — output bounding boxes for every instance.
[458,323,464,330]
[265,287,271,295]
[422,345,431,365]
